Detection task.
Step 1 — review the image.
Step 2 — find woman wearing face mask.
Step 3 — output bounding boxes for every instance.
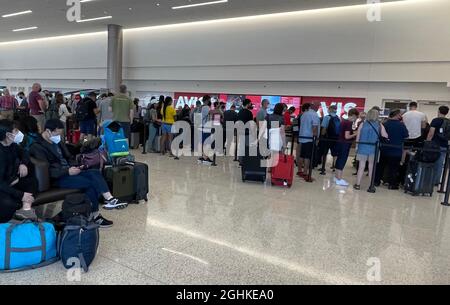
[0,119,38,223]
[29,119,128,229]
[334,108,360,186]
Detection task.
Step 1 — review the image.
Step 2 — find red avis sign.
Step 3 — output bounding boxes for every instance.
[302,96,366,119]
[174,92,219,108]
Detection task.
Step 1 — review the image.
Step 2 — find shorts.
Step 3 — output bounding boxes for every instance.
[300,142,314,159]
[356,154,375,164]
[162,123,173,135]
[322,140,339,157]
[79,119,96,135]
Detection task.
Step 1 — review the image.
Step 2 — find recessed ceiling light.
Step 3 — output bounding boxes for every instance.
[12,26,38,32]
[76,16,112,23]
[2,10,33,18]
[172,0,228,10]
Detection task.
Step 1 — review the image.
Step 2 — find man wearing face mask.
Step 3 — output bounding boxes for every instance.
[0,120,38,223]
[30,119,128,228]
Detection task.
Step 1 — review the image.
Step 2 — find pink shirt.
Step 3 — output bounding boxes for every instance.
[0,95,18,111]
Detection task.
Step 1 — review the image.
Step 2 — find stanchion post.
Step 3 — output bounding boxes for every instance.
[438,150,449,194]
[234,131,239,162]
[441,156,450,206]
[307,136,317,182]
[142,121,147,155]
[367,141,379,193]
[319,137,326,175]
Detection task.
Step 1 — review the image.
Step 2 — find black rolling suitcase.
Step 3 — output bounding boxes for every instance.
[241,143,267,183]
[103,165,135,201]
[404,159,435,196]
[132,162,149,202]
[130,132,140,149]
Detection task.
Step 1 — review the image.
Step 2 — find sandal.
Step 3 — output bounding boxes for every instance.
[353,184,361,190]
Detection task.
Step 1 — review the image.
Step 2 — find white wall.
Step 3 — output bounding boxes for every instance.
[0,0,449,109]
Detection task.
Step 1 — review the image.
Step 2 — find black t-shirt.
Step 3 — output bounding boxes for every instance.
[237,108,253,124]
[431,117,449,148]
[79,97,97,121]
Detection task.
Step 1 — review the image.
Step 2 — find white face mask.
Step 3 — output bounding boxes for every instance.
[13,131,24,144]
[50,134,61,144]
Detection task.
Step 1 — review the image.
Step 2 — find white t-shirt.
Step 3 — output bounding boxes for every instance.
[58,103,71,123]
[402,110,427,139]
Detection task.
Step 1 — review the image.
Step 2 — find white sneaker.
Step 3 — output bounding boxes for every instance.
[336,179,350,186]
[333,177,338,183]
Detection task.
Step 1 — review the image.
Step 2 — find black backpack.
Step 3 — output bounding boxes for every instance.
[326,115,341,139]
[438,118,450,141]
[62,194,92,222]
[75,98,90,122]
[416,141,441,163]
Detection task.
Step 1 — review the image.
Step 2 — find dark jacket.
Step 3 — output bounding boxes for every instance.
[0,143,30,199]
[29,135,75,181]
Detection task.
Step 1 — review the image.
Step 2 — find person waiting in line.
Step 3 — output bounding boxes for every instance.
[77,92,99,141]
[375,109,409,190]
[198,95,214,165]
[403,101,427,149]
[298,103,320,182]
[145,103,160,153]
[236,99,255,166]
[223,104,238,155]
[0,120,38,223]
[426,105,449,186]
[296,103,308,176]
[111,85,134,139]
[30,119,128,228]
[256,99,270,128]
[98,92,114,135]
[56,93,72,139]
[320,105,340,172]
[354,109,388,191]
[283,106,295,131]
[0,89,19,121]
[266,103,286,166]
[133,98,141,120]
[28,83,48,132]
[160,96,177,157]
[334,108,359,187]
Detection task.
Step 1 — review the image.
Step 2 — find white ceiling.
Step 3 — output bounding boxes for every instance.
[0,0,402,42]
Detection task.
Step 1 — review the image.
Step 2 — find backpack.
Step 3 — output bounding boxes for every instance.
[438,118,450,141]
[0,220,58,272]
[101,120,130,158]
[75,98,90,122]
[62,194,92,222]
[45,101,60,121]
[416,140,441,163]
[58,215,99,273]
[326,115,340,139]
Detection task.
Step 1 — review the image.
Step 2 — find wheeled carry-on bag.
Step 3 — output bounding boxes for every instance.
[242,156,267,183]
[103,165,135,201]
[404,159,435,196]
[271,154,295,187]
[132,162,149,202]
[130,132,140,149]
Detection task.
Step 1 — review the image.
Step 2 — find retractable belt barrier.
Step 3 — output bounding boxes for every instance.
[296,135,450,202]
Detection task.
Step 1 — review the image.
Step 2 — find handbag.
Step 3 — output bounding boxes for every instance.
[367,121,389,144]
[77,149,106,169]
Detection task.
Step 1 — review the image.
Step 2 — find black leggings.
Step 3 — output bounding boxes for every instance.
[0,175,38,223]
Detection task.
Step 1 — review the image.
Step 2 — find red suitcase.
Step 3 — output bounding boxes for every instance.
[271,154,295,187]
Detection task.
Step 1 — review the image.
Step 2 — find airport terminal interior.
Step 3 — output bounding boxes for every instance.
[0,0,450,286]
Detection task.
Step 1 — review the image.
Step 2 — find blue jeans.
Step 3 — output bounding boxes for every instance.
[434,150,447,185]
[57,170,109,212]
[335,142,352,171]
[147,124,160,152]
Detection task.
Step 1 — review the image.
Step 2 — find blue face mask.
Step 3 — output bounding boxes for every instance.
[50,135,61,145]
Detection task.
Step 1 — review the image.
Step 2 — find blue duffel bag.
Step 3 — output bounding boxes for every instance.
[0,220,58,272]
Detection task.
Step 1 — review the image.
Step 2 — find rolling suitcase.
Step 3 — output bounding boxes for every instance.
[103,165,134,201]
[241,148,267,183]
[132,162,149,202]
[271,154,295,187]
[130,132,140,149]
[404,159,435,196]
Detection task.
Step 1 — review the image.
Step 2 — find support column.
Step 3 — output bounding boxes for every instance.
[107,24,123,94]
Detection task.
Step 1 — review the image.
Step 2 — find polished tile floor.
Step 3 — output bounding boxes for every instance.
[2,151,450,285]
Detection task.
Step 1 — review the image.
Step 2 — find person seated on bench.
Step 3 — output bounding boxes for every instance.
[29,119,128,228]
[0,120,38,223]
